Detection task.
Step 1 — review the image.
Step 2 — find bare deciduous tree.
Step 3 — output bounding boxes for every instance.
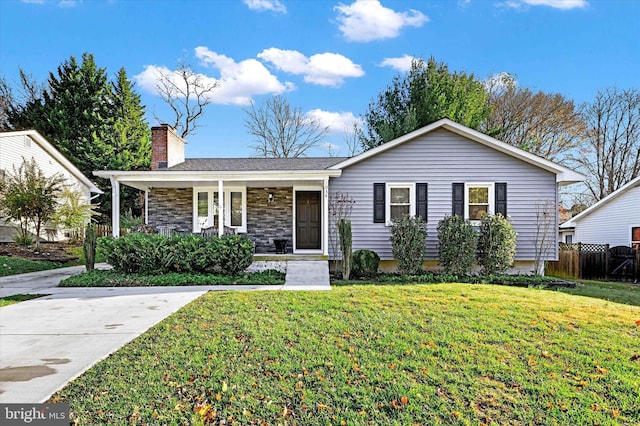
[483,73,585,163]
[0,70,45,131]
[533,199,556,275]
[573,87,640,201]
[154,62,217,138]
[343,124,362,157]
[244,95,329,158]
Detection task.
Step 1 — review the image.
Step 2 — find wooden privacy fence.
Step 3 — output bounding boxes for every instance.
[546,243,640,281]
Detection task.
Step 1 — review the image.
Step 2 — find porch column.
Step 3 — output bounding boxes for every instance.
[110,176,120,238]
[144,189,149,225]
[218,180,224,236]
[323,178,329,256]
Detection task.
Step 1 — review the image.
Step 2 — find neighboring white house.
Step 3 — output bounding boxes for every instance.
[560,176,640,249]
[0,130,102,242]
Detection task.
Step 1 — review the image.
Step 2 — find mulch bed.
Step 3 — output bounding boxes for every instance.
[0,242,79,263]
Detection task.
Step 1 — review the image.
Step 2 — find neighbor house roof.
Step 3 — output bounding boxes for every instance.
[560,176,640,228]
[0,129,102,194]
[167,157,348,171]
[330,118,585,185]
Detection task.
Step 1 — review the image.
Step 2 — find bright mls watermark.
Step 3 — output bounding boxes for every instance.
[1,404,68,425]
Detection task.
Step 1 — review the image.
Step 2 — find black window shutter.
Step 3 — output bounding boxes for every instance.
[373,183,385,223]
[416,183,428,222]
[495,182,507,217]
[452,183,464,216]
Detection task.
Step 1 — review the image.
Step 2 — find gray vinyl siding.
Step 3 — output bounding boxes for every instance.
[329,128,558,261]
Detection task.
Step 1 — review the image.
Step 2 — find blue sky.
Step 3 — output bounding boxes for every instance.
[1,0,638,159]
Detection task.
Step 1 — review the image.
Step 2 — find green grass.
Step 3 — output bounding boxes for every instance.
[553,279,640,307]
[51,284,640,425]
[59,269,285,287]
[0,293,47,307]
[0,256,61,276]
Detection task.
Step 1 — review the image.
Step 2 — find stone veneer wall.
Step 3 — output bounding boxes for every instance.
[247,187,293,253]
[148,188,192,233]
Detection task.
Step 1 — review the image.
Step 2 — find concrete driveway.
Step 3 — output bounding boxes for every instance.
[0,261,329,403]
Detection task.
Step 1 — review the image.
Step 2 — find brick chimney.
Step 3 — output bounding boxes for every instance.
[151,124,185,170]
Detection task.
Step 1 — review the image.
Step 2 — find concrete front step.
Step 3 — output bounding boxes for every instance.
[283,260,331,290]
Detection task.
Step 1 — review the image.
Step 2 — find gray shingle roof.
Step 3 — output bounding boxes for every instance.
[167,157,349,171]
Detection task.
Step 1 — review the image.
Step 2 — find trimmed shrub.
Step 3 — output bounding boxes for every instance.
[390,215,427,275]
[83,224,97,271]
[352,249,380,279]
[437,215,477,275]
[209,235,254,275]
[97,233,254,275]
[477,214,517,275]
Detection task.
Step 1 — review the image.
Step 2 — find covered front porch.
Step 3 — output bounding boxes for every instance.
[94,169,341,256]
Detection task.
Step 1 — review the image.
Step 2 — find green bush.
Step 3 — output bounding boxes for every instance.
[97,233,254,275]
[83,224,97,271]
[208,235,254,275]
[476,214,517,275]
[390,215,427,275]
[437,215,477,275]
[352,249,380,279]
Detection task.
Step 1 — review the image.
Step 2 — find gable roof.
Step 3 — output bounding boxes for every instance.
[560,176,640,228]
[168,157,348,171]
[0,130,102,194]
[330,118,585,185]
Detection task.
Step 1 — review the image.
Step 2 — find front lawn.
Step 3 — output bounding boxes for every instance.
[0,256,61,276]
[555,279,640,307]
[50,284,640,425]
[59,269,285,287]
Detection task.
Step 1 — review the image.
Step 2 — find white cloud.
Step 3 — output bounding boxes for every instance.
[306,109,362,134]
[505,0,587,10]
[258,48,364,87]
[379,54,415,72]
[334,0,428,42]
[135,47,294,106]
[59,0,80,7]
[20,0,45,3]
[243,0,286,13]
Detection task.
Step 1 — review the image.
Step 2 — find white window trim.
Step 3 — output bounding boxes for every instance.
[631,224,640,246]
[385,183,416,226]
[193,186,247,233]
[464,182,494,224]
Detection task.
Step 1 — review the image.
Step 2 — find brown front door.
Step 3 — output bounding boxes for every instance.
[296,191,321,250]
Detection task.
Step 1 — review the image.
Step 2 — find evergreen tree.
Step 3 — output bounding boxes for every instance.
[359,58,491,150]
[5,54,151,220]
[104,68,151,216]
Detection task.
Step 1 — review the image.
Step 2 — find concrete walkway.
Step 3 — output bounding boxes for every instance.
[0,260,330,403]
[283,260,331,290]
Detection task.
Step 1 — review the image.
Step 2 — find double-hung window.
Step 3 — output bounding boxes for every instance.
[465,182,494,223]
[386,183,415,225]
[193,187,246,233]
